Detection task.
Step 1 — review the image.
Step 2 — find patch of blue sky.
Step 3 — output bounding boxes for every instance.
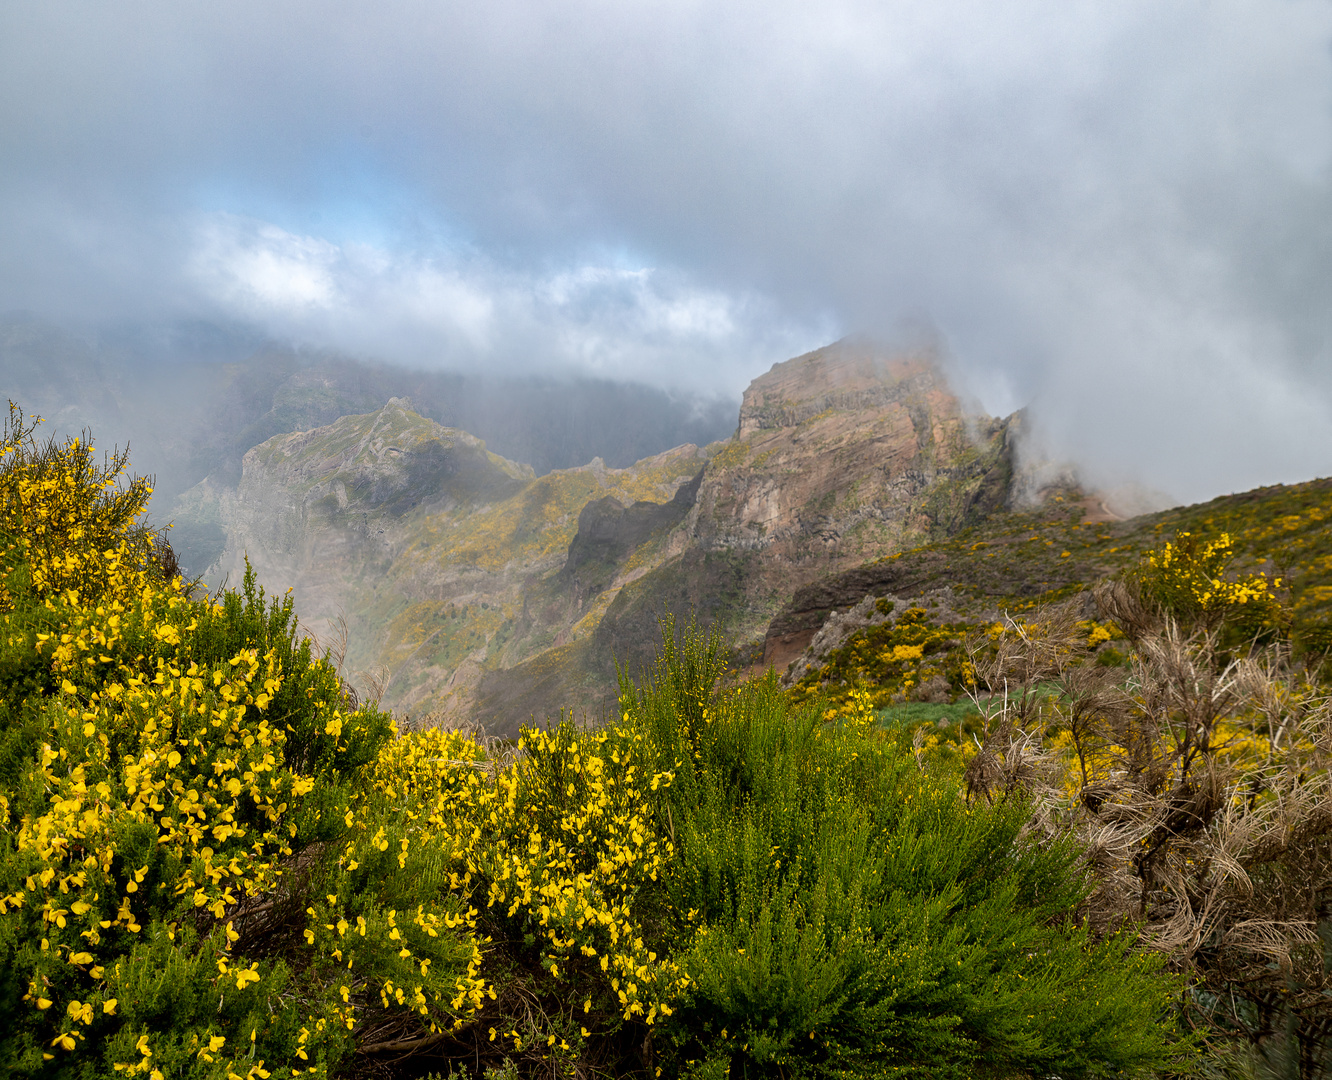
[188,139,470,255]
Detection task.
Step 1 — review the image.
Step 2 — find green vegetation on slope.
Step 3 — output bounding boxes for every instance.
[778,476,1332,725]
[780,499,1332,1073]
[0,410,1190,1079]
[625,627,1190,1080]
[865,477,1332,619]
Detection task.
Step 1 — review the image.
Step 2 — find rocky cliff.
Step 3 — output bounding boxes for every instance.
[174,399,706,726]
[583,340,1018,680]
[173,339,1021,733]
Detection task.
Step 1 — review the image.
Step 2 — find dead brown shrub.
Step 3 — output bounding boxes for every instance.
[965,582,1332,1074]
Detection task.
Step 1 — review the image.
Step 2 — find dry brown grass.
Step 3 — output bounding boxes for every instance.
[963,584,1332,1071]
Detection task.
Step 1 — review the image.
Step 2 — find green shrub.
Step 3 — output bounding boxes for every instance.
[621,623,1193,1080]
[1130,531,1285,647]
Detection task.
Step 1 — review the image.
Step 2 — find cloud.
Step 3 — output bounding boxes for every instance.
[193,220,343,313]
[1,0,1331,498]
[185,214,824,393]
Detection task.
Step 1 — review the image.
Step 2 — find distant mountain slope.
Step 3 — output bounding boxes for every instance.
[165,334,1332,733]
[172,399,708,725]
[20,317,1325,735]
[0,316,736,504]
[175,338,1029,732]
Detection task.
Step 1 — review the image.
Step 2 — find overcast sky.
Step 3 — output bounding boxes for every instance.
[2,0,1330,501]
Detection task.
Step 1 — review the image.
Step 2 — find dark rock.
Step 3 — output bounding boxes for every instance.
[558,469,703,601]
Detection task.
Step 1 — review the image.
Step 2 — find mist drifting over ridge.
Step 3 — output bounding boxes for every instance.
[2,0,1332,504]
[0,317,743,518]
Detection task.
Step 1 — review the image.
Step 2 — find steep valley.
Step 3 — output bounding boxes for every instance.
[163,335,1332,733]
[173,339,1028,732]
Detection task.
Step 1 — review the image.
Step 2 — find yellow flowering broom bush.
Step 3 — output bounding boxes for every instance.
[0,408,489,1078]
[342,717,688,1075]
[0,407,697,1080]
[1133,530,1285,647]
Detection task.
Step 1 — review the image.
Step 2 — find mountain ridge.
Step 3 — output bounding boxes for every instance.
[171,338,1031,732]
[0,316,738,506]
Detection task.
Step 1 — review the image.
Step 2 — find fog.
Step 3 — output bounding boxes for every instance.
[0,320,741,518]
[2,0,1331,502]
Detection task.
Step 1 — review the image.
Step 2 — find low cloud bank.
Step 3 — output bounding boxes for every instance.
[185,214,830,397]
[2,0,1331,500]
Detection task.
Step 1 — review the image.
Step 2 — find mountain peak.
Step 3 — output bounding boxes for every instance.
[243,401,533,512]
[737,339,952,437]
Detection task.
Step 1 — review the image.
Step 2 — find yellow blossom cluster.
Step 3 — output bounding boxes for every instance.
[0,413,483,1076]
[0,406,696,1078]
[0,408,156,609]
[355,719,689,1043]
[790,606,973,719]
[1142,532,1280,619]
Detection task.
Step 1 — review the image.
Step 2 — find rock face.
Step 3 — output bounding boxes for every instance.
[719,344,1012,547]
[586,340,1019,679]
[175,399,706,729]
[558,470,704,604]
[174,339,1020,733]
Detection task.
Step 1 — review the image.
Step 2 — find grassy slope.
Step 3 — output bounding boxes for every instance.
[778,475,1332,741]
[873,476,1332,623]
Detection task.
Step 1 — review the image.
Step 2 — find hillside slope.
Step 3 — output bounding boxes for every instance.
[578,342,1019,679]
[175,339,1029,731]
[175,399,709,723]
[173,334,1332,734]
[763,473,1332,695]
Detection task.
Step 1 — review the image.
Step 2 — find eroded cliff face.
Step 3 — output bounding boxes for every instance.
[173,398,706,726]
[174,341,1018,734]
[698,342,1010,554]
[585,341,1018,681]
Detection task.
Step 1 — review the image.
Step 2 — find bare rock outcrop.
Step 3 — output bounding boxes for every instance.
[780,587,991,687]
[590,339,1020,681]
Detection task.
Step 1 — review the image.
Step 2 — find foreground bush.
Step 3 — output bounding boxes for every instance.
[624,628,1190,1080]
[0,407,1191,1078]
[0,407,500,1077]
